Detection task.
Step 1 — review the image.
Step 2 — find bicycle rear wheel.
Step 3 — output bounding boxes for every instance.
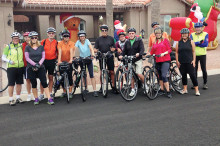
[144,70,160,100]
[101,70,108,98]
[80,71,87,102]
[118,71,138,101]
[170,66,183,93]
[64,74,70,103]
[72,71,78,95]
[0,67,8,92]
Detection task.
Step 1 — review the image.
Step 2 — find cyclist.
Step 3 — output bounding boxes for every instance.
[2,32,24,106]
[75,30,98,97]
[22,32,33,101]
[175,28,200,96]
[25,31,54,105]
[94,24,117,94]
[190,22,209,89]
[57,29,75,98]
[150,27,172,98]
[115,30,127,55]
[39,27,58,100]
[147,22,169,54]
[119,27,145,97]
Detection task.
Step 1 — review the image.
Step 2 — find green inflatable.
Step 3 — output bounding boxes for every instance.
[194,0,217,17]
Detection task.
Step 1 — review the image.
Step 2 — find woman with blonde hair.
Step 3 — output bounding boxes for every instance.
[25,31,54,105]
[150,27,172,98]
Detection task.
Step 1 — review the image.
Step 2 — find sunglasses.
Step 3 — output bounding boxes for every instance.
[129,33,135,35]
[31,37,38,40]
[101,30,108,32]
[63,35,70,38]
[48,32,55,35]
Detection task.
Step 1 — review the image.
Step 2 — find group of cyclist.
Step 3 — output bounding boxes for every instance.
[2,20,208,106]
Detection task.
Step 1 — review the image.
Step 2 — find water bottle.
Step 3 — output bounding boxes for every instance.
[76,74,80,84]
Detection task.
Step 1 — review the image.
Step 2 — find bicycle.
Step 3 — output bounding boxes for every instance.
[118,55,143,101]
[0,66,8,92]
[53,61,71,103]
[72,56,93,102]
[96,51,113,98]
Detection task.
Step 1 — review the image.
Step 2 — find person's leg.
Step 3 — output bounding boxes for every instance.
[88,62,96,91]
[68,65,73,93]
[30,79,39,105]
[26,79,32,94]
[136,60,144,83]
[48,75,54,93]
[161,62,171,97]
[15,68,24,102]
[187,63,200,94]
[107,56,115,88]
[8,86,14,100]
[195,56,200,79]
[179,63,188,92]
[200,55,208,85]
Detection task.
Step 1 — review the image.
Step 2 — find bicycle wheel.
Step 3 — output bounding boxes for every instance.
[114,66,124,92]
[101,70,108,98]
[118,71,138,101]
[144,70,160,100]
[142,66,151,75]
[170,66,183,93]
[72,71,77,95]
[52,73,59,97]
[64,74,70,103]
[0,67,8,92]
[80,71,87,102]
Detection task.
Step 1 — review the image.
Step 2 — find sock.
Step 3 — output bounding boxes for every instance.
[16,95,20,99]
[9,97,13,101]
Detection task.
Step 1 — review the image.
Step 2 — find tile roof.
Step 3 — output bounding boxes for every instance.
[22,0,152,6]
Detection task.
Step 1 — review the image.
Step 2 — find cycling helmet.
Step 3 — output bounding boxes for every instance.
[47,27,56,33]
[180,28,190,34]
[100,24,108,30]
[61,29,70,36]
[127,27,136,33]
[194,22,203,28]
[118,32,126,37]
[78,30,86,37]
[11,32,21,38]
[117,29,125,36]
[28,31,38,37]
[23,32,30,37]
[154,27,163,34]
[151,22,159,28]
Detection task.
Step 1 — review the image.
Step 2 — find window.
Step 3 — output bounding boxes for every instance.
[160,14,178,34]
[78,20,86,31]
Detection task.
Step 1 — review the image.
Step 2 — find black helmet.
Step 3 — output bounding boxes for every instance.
[154,27,163,34]
[151,22,159,28]
[61,29,70,36]
[28,31,39,37]
[100,24,108,30]
[127,27,136,33]
[78,30,86,37]
[118,32,125,37]
[47,27,56,33]
[180,28,190,34]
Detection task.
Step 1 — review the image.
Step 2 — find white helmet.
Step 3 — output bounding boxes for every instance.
[28,31,39,37]
[47,27,56,33]
[11,32,21,38]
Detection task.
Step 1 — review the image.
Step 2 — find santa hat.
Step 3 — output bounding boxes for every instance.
[114,20,121,26]
[190,3,199,12]
[114,20,123,29]
[116,29,125,36]
[60,13,75,24]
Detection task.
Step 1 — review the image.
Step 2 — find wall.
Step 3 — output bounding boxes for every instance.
[36,15,49,40]
[160,0,186,17]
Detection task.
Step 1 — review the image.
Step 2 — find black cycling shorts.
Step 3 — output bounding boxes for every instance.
[43,59,56,75]
[22,67,28,79]
[7,67,24,86]
[99,56,114,71]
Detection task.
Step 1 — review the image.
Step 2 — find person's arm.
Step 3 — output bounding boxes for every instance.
[70,43,75,63]
[25,52,36,66]
[1,45,12,64]
[110,37,116,52]
[94,38,99,53]
[39,51,45,65]
[196,34,209,47]
[175,42,180,68]
[57,43,62,64]
[191,40,196,67]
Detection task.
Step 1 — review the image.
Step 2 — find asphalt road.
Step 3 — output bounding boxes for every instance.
[1,75,220,146]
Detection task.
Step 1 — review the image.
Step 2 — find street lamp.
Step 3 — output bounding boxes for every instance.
[7,14,12,26]
[141,29,145,39]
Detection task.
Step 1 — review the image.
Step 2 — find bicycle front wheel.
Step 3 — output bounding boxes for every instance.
[101,70,108,98]
[80,71,87,102]
[114,66,124,93]
[170,66,183,93]
[0,67,8,92]
[118,71,138,101]
[144,70,160,100]
[64,74,70,103]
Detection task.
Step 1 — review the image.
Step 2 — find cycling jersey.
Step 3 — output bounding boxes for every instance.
[41,39,58,60]
[3,43,24,68]
[190,32,208,56]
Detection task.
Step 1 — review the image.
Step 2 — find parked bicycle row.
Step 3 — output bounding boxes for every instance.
[1,21,209,106]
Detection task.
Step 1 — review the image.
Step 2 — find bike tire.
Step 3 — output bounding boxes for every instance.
[72,72,77,95]
[0,67,8,92]
[118,71,138,101]
[144,70,160,100]
[142,66,151,75]
[102,70,108,98]
[170,66,183,94]
[64,74,70,103]
[114,66,124,92]
[80,71,87,102]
